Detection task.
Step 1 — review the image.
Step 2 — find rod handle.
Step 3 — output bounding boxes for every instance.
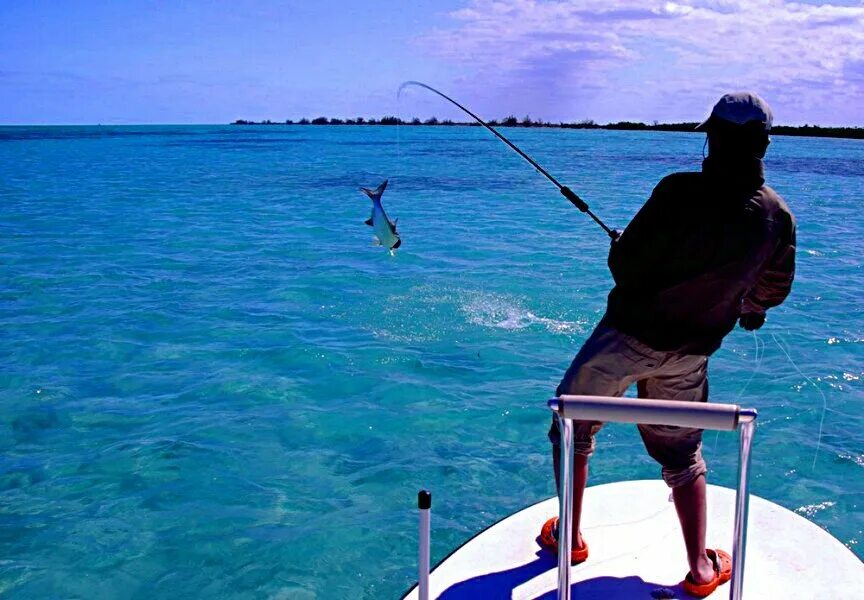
[560,186,589,212]
[418,490,432,510]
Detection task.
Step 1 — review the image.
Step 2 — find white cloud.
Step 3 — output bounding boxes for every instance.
[420,0,864,124]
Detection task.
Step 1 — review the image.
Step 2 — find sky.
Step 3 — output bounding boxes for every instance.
[1,0,863,126]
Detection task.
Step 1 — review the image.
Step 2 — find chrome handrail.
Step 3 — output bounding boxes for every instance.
[549,395,757,600]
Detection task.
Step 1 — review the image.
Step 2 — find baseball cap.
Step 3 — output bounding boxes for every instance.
[695,92,773,131]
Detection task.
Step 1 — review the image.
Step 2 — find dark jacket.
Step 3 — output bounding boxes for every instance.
[605,156,796,355]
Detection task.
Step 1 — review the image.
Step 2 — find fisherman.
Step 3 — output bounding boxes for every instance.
[542,93,796,598]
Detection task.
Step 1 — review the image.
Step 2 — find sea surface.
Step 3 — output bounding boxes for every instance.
[1,124,862,598]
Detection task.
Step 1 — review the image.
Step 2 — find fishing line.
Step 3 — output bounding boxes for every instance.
[396,109,401,160]
[740,330,765,401]
[712,330,763,453]
[398,81,619,240]
[396,99,402,180]
[770,332,828,469]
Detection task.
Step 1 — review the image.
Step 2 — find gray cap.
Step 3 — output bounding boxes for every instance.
[696,92,773,131]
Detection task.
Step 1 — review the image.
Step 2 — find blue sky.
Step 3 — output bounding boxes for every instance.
[2,1,863,125]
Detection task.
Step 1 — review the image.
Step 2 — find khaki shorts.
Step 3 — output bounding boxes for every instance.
[548,321,709,488]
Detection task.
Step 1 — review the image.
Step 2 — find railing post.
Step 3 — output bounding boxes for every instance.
[556,413,574,600]
[418,490,431,600]
[730,411,756,600]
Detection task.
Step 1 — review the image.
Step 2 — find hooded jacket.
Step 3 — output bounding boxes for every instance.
[605,156,796,355]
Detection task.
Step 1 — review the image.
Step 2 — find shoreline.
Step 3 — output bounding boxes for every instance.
[231,118,864,140]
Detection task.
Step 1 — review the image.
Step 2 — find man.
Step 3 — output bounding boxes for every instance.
[540,93,796,598]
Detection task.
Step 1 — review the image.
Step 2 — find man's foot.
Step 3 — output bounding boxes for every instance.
[549,517,586,550]
[691,551,716,585]
[682,549,732,597]
[538,517,589,564]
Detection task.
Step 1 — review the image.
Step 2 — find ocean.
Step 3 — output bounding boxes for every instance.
[1,124,862,598]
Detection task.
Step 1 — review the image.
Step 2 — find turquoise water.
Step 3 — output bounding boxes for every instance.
[1,124,862,598]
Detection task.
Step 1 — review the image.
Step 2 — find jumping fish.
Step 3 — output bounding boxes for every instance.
[360,180,401,253]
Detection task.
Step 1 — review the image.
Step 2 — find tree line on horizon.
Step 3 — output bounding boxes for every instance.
[231,116,864,139]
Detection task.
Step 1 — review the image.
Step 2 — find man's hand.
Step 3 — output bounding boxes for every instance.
[739,312,766,331]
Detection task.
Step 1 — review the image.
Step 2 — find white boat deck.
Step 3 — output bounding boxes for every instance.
[403,480,864,599]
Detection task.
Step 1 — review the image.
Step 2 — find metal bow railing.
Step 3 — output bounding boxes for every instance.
[549,395,757,600]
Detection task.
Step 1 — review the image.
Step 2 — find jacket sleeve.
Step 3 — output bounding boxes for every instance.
[608,180,671,285]
[741,212,796,315]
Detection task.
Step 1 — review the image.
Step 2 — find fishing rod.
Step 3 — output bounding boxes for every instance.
[398,81,619,240]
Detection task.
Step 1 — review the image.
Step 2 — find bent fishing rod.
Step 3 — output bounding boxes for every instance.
[398,81,619,240]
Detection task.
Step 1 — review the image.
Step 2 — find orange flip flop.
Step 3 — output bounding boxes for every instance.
[682,549,732,597]
[539,517,589,564]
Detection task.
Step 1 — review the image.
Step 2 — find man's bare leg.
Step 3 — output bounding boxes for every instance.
[672,474,715,584]
[552,447,589,549]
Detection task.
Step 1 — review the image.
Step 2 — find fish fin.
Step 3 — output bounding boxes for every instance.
[372,238,382,246]
[360,179,388,199]
[364,218,374,226]
[392,238,402,249]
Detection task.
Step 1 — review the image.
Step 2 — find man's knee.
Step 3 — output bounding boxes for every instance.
[661,457,707,488]
[548,418,600,458]
[639,425,707,488]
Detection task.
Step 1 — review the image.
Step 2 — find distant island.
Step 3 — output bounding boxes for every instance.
[231,116,864,140]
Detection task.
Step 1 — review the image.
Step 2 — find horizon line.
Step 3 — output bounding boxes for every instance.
[2,118,863,129]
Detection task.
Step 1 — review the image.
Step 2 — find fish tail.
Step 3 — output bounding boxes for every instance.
[360,179,388,199]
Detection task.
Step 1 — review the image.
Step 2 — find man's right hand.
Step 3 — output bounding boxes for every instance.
[739,312,766,331]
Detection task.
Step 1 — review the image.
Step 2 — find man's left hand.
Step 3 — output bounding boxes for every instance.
[739,312,766,331]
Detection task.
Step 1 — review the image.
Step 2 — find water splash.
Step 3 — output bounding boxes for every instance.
[460,292,583,335]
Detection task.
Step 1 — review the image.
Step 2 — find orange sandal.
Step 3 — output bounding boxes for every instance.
[682,549,732,597]
[539,517,589,564]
